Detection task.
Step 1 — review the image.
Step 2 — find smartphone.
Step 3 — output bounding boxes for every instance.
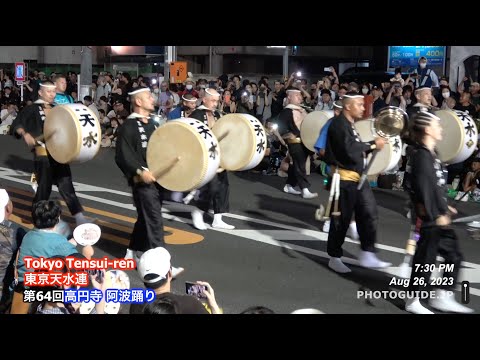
[324,67,331,72]
[296,71,302,77]
[185,281,208,299]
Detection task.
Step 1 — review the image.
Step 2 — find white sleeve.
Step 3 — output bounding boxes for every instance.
[431,70,439,87]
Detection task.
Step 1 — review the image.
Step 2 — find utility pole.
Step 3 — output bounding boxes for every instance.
[164,46,176,81]
[283,46,289,80]
[80,46,93,101]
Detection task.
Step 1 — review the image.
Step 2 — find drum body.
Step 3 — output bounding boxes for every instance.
[300,110,334,152]
[435,109,478,164]
[355,119,402,175]
[44,104,101,164]
[147,118,220,192]
[211,113,267,171]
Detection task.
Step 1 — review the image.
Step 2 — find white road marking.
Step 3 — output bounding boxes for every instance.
[2,168,480,292]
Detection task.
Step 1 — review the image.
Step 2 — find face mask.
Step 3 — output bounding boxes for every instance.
[186,84,193,90]
[361,88,368,94]
[442,91,450,99]
[153,89,159,94]
[200,85,206,89]
[419,63,426,69]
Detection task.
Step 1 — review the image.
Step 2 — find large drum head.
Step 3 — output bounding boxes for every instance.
[147,119,220,192]
[435,110,478,164]
[44,104,101,164]
[355,119,394,175]
[212,113,266,171]
[300,111,334,152]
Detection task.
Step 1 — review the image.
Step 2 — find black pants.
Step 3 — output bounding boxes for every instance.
[195,171,230,214]
[408,226,462,292]
[33,154,83,216]
[327,181,377,258]
[286,143,311,189]
[130,182,165,252]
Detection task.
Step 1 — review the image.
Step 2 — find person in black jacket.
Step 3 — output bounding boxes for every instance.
[405,111,473,314]
[323,93,391,273]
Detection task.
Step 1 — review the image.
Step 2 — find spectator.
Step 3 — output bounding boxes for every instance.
[0,189,26,311]
[31,255,106,314]
[0,103,17,127]
[130,247,221,314]
[10,200,93,314]
[454,91,477,118]
[413,56,439,89]
[83,95,100,119]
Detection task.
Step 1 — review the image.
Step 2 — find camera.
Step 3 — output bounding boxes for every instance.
[296,71,302,77]
[185,281,208,299]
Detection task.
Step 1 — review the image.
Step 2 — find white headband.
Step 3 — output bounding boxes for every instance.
[419,111,440,121]
[40,83,56,89]
[333,102,343,109]
[287,89,301,93]
[182,95,197,102]
[205,88,219,97]
[342,94,363,99]
[128,87,150,96]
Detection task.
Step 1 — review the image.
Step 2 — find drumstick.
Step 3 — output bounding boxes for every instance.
[216,167,225,173]
[35,130,56,145]
[216,131,229,142]
[358,150,379,190]
[152,156,181,179]
[332,172,341,217]
[323,173,338,219]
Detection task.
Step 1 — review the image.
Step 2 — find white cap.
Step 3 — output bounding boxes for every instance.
[137,247,171,283]
[0,189,9,222]
[291,308,324,314]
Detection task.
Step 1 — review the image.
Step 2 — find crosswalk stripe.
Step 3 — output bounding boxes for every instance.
[7,187,204,246]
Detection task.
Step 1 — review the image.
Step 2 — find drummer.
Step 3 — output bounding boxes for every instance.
[277,88,318,199]
[188,88,235,230]
[166,93,198,203]
[167,94,198,120]
[10,81,90,226]
[313,100,359,239]
[402,85,438,259]
[114,86,184,277]
[324,92,391,273]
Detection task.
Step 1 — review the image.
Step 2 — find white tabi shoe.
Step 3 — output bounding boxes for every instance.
[283,184,302,195]
[405,298,434,314]
[328,257,351,273]
[358,250,392,268]
[346,222,359,240]
[429,290,474,313]
[302,188,318,199]
[191,209,207,230]
[212,214,235,230]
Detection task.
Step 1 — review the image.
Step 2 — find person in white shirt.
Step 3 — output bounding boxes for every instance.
[0,103,17,128]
